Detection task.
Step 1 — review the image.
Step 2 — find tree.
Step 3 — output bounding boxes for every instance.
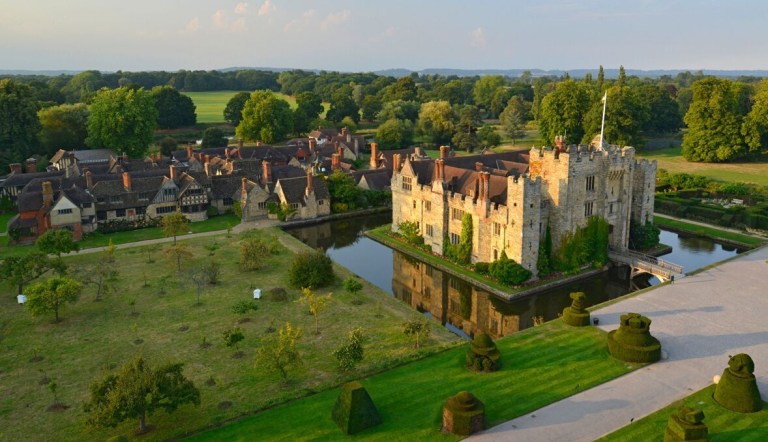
[84,357,200,434]
[151,86,196,129]
[77,263,118,301]
[165,243,192,273]
[200,127,227,148]
[293,91,324,134]
[333,328,365,371]
[489,251,532,286]
[37,103,89,155]
[581,85,649,147]
[478,125,501,148]
[61,70,105,103]
[452,105,482,152]
[161,211,189,245]
[223,91,250,126]
[0,79,41,169]
[403,319,430,350]
[288,250,335,289]
[375,118,413,150]
[255,322,303,381]
[223,328,245,356]
[682,78,749,162]
[377,100,420,122]
[236,90,293,143]
[382,76,418,102]
[637,84,681,135]
[361,95,382,121]
[538,80,591,146]
[327,85,360,123]
[326,170,362,212]
[742,80,768,154]
[472,75,507,114]
[299,287,332,335]
[86,86,158,158]
[457,213,473,263]
[342,277,363,294]
[499,96,528,145]
[159,137,178,156]
[0,252,53,296]
[25,277,82,322]
[417,100,456,144]
[36,229,79,257]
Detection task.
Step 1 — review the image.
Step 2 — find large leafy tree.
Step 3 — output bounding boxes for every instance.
[581,85,650,147]
[637,84,681,134]
[36,229,79,257]
[327,170,362,211]
[537,80,591,146]
[375,118,413,150]
[682,78,749,162]
[25,277,82,322]
[86,86,158,158]
[377,100,420,122]
[223,91,250,126]
[499,96,529,145]
[742,80,768,154]
[382,76,418,102]
[452,105,482,152]
[0,252,53,296]
[326,85,360,123]
[151,86,196,129]
[61,70,106,103]
[472,75,507,115]
[293,91,323,134]
[417,100,456,144]
[38,103,89,155]
[85,357,200,434]
[0,79,41,169]
[255,322,303,381]
[236,90,293,143]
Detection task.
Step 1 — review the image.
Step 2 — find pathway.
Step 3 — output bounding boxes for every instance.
[656,213,767,238]
[471,246,768,441]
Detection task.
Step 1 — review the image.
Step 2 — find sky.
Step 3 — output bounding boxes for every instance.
[1,0,767,72]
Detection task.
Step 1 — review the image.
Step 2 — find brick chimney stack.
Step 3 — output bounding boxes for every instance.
[435,159,444,182]
[204,162,211,176]
[392,153,401,172]
[261,160,272,185]
[241,177,248,195]
[122,172,132,191]
[331,153,341,171]
[186,144,193,159]
[369,143,379,169]
[204,154,211,164]
[555,135,564,152]
[25,158,37,173]
[308,138,316,155]
[305,168,314,197]
[9,163,22,174]
[482,172,490,201]
[440,145,450,159]
[42,181,53,208]
[225,148,230,159]
[475,162,484,172]
[85,170,93,189]
[169,165,177,181]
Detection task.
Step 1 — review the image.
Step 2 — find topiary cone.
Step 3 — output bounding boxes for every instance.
[332,381,382,434]
[713,353,762,413]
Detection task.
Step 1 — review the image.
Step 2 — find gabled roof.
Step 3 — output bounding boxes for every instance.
[277,175,330,205]
[50,149,116,164]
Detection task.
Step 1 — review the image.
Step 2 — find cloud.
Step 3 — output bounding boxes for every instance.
[284,9,315,32]
[320,9,351,31]
[235,2,248,15]
[185,17,200,32]
[210,9,247,32]
[470,27,486,48]
[211,10,226,28]
[383,26,398,38]
[258,0,275,17]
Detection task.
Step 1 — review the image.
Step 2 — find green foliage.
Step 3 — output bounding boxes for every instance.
[299,287,332,335]
[397,220,423,246]
[255,322,303,381]
[581,85,649,147]
[552,217,610,272]
[417,100,456,144]
[489,251,532,286]
[537,223,553,275]
[375,118,414,150]
[538,80,591,145]
[477,124,501,148]
[342,277,363,294]
[442,391,486,436]
[452,105,482,152]
[222,327,245,351]
[713,353,763,413]
[293,91,323,134]
[331,381,382,434]
[200,127,227,148]
[37,103,89,156]
[161,211,189,244]
[457,213,473,264]
[0,251,53,295]
[36,229,79,257]
[236,90,293,143]
[333,328,365,372]
[629,220,661,250]
[743,80,768,154]
[472,75,507,114]
[240,236,279,270]
[202,260,221,285]
[223,91,250,126]
[403,319,430,350]
[499,95,528,144]
[561,292,591,327]
[466,333,501,372]
[326,171,362,212]
[159,137,177,156]
[327,85,360,123]
[289,250,335,289]
[151,86,196,129]
[84,356,200,433]
[25,276,82,322]
[0,79,42,167]
[473,262,490,275]
[87,86,158,158]
[607,313,661,363]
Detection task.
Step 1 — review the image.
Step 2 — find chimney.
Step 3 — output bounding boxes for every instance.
[204,154,211,164]
[122,172,132,191]
[475,162,484,172]
[440,145,449,159]
[305,168,314,197]
[261,160,272,185]
[341,127,348,137]
[256,141,262,146]
[435,159,444,182]
[482,172,491,201]
[392,153,401,172]
[198,153,204,161]
[370,143,379,169]
[204,162,211,176]
[555,135,564,152]
[331,153,341,171]
[42,181,53,208]
[169,165,177,181]
[186,144,193,160]
[9,163,22,174]
[238,138,244,149]
[354,138,359,157]
[85,170,93,189]
[25,158,37,173]
[225,148,230,159]
[308,138,316,154]
[337,144,344,157]
[241,177,248,195]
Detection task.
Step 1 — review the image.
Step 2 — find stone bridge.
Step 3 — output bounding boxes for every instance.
[608,249,683,282]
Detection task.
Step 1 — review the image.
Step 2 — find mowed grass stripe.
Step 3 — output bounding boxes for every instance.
[188,321,636,441]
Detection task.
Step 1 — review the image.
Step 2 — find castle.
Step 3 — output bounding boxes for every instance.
[391,140,656,279]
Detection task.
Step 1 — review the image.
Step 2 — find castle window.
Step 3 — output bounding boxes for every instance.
[450,232,460,244]
[109,195,121,204]
[426,266,433,277]
[413,200,416,209]
[115,209,126,217]
[223,197,233,206]
[57,208,73,215]
[451,207,464,220]
[585,202,594,217]
[586,175,595,191]
[402,176,412,191]
[424,287,431,299]
[609,203,613,214]
[493,222,501,236]
[163,188,177,198]
[257,202,267,209]
[318,200,324,205]
[493,249,498,260]
[425,201,431,212]
[426,224,434,237]
[291,203,300,210]
[156,206,176,214]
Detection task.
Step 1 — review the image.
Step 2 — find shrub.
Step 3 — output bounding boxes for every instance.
[206,206,219,217]
[489,251,531,286]
[342,277,363,294]
[465,333,501,372]
[397,221,422,245]
[713,353,762,413]
[331,381,382,435]
[664,406,708,441]
[289,250,335,289]
[629,220,660,250]
[473,262,490,275]
[266,287,288,302]
[231,300,258,315]
[333,328,365,371]
[441,391,485,436]
[561,292,591,327]
[607,313,661,363]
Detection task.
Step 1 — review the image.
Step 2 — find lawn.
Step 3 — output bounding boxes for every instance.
[188,320,639,441]
[653,215,766,247]
[0,212,15,233]
[0,214,241,260]
[599,385,768,441]
[183,91,328,124]
[0,228,459,441]
[638,146,768,186]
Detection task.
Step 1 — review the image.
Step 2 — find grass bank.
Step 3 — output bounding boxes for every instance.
[188,320,640,441]
[638,147,768,186]
[653,215,765,248]
[0,228,459,441]
[183,91,328,124]
[599,385,768,441]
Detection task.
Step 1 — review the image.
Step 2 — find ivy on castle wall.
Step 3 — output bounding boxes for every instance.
[551,216,610,273]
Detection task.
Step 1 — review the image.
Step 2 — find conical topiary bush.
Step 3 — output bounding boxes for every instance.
[713,353,762,413]
[607,313,661,363]
[562,292,591,327]
[663,406,708,441]
[466,333,501,372]
[442,391,485,436]
[331,381,382,434]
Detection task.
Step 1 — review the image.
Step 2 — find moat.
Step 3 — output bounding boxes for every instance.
[286,213,744,339]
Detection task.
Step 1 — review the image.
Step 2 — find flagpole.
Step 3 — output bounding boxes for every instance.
[599,92,607,149]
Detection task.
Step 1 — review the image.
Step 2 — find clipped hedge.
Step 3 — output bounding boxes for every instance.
[466,333,501,372]
[441,391,485,436]
[562,292,591,327]
[713,353,762,413]
[663,406,708,441]
[331,381,382,434]
[607,313,661,363]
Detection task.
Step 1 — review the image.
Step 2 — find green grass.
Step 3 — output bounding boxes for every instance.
[189,320,638,441]
[638,146,768,186]
[183,91,328,124]
[0,212,15,233]
[0,228,459,441]
[653,215,765,247]
[0,214,242,260]
[599,385,768,441]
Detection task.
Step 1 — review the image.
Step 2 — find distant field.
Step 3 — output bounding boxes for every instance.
[183,91,327,124]
[637,147,768,186]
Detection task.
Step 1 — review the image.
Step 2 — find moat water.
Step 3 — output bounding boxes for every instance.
[286,214,744,339]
